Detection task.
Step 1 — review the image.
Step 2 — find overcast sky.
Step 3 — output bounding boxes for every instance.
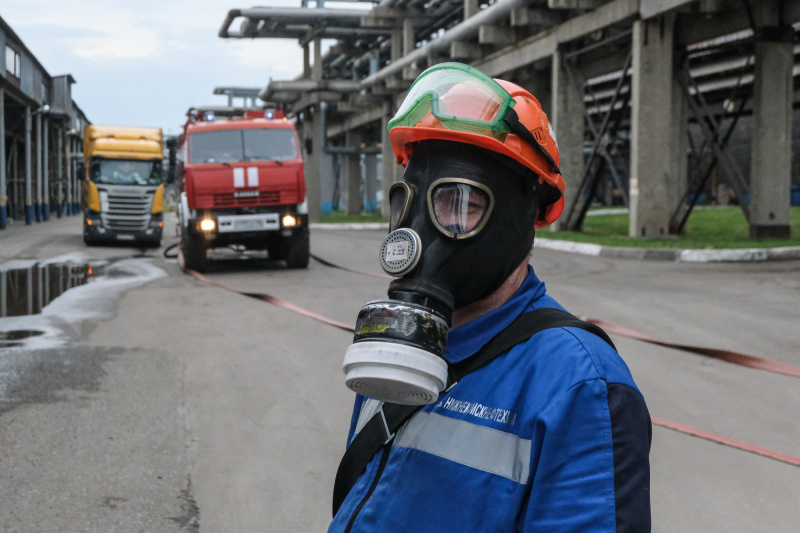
[2,1,356,137]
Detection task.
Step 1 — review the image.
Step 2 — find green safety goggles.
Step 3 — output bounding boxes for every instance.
[389,63,514,138]
[388,62,561,175]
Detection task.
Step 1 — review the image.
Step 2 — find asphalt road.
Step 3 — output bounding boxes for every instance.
[0,214,798,532]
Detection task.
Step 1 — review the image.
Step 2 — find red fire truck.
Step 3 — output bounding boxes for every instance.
[177,107,309,271]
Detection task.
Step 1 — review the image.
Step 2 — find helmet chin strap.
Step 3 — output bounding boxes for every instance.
[502,108,562,176]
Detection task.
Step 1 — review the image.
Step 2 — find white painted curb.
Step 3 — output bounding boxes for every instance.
[310,224,800,263]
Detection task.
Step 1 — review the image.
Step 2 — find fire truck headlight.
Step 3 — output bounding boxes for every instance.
[282,214,297,227]
[198,218,216,232]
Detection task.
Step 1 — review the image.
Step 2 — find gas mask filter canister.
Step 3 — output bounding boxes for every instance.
[343,228,450,405]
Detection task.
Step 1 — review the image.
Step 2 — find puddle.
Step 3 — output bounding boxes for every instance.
[0,260,105,318]
[0,330,45,348]
[0,258,166,351]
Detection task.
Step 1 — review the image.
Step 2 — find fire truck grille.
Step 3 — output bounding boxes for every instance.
[213,191,282,207]
[102,190,153,231]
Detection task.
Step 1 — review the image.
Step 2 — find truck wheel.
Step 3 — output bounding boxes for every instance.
[181,229,208,272]
[285,227,310,269]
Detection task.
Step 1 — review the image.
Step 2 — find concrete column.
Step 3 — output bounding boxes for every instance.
[346,129,363,215]
[303,44,311,78]
[0,87,6,230]
[65,136,73,216]
[668,75,689,232]
[25,107,33,225]
[0,270,6,317]
[403,19,415,55]
[312,38,322,81]
[320,150,335,213]
[304,108,323,222]
[464,0,479,19]
[523,68,553,119]
[364,155,380,212]
[749,2,793,238]
[550,48,584,231]
[56,124,63,217]
[73,137,81,214]
[381,113,401,218]
[35,112,42,222]
[391,28,403,63]
[43,117,50,221]
[629,14,676,238]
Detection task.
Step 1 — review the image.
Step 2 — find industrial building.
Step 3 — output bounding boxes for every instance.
[0,15,89,230]
[219,0,800,238]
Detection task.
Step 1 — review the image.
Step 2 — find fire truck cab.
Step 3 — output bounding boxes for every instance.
[177,107,309,271]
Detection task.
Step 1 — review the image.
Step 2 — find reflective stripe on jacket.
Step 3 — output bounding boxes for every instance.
[329,267,651,532]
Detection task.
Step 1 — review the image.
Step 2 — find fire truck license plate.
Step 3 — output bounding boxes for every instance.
[235,218,265,230]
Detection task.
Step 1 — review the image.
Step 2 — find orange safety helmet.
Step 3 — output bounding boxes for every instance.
[389,77,565,228]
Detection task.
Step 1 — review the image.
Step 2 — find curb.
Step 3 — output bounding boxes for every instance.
[310,223,800,263]
[310,222,389,231]
[533,238,800,263]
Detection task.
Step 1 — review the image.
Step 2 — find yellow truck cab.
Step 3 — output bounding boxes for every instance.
[82,125,165,246]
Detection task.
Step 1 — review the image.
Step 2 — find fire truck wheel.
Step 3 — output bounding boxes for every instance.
[181,230,208,272]
[285,227,310,269]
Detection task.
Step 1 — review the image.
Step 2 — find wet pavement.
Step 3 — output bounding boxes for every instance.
[1,213,799,532]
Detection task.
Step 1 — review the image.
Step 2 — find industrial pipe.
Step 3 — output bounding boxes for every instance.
[360,0,530,88]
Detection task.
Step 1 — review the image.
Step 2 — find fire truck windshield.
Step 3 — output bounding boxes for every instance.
[89,159,162,186]
[190,129,298,164]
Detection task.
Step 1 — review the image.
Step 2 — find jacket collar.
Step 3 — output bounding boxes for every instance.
[444,266,546,364]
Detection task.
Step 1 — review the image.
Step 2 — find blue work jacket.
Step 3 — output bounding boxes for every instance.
[330,267,651,532]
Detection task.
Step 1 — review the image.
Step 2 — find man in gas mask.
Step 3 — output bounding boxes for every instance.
[331,63,651,532]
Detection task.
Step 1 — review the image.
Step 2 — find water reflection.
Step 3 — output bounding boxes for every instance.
[0,261,101,318]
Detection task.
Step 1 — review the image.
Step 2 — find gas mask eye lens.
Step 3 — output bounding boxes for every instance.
[428,179,494,239]
[389,182,414,232]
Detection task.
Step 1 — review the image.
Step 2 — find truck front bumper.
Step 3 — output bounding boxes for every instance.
[189,213,308,246]
[85,213,164,244]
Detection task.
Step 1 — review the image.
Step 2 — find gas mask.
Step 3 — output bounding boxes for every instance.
[343,141,541,405]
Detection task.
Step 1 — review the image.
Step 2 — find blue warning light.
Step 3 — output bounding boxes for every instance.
[204,112,215,122]
[265,110,274,119]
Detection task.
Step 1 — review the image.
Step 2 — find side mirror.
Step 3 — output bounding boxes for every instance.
[304,137,313,155]
[77,162,86,179]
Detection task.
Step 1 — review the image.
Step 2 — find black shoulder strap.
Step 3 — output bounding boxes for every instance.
[331,307,615,517]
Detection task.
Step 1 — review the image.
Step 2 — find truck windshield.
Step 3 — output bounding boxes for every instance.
[189,129,298,164]
[89,159,162,186]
